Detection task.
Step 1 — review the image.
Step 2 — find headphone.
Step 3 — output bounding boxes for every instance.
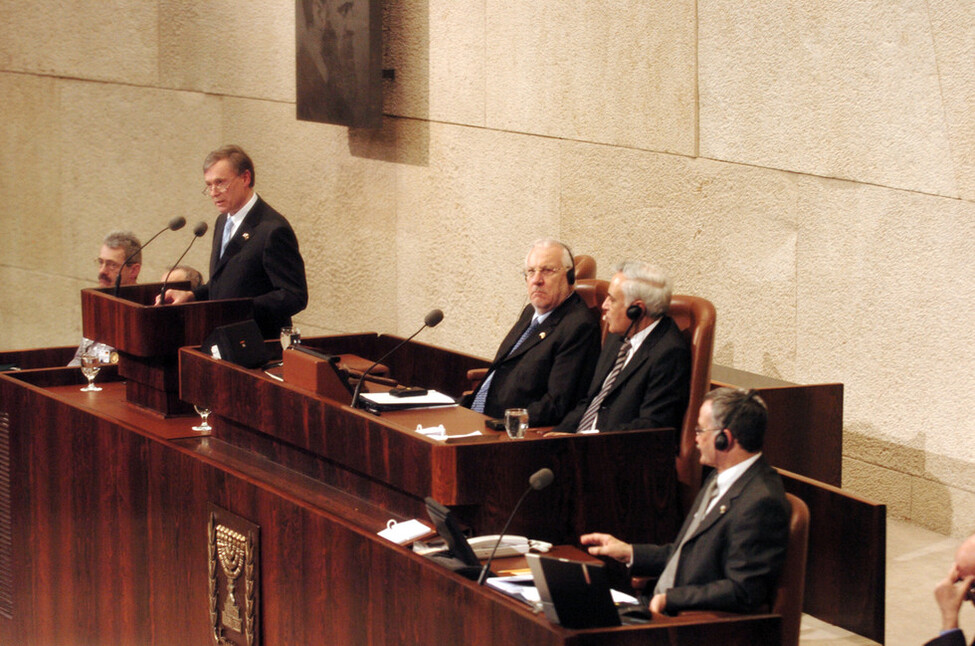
[714,429,730,451]
[563,242,576,285]
[626,304,643,321]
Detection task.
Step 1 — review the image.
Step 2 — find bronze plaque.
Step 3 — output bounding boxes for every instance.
[208,504,261,646]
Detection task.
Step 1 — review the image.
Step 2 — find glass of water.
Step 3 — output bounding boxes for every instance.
[79,352,102,392]
[192,405,212,432]
[504,408,529,439]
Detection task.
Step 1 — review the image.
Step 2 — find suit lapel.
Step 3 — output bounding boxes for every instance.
[689,459,764,539]
[211,199,263,278]
[603,317,670,396]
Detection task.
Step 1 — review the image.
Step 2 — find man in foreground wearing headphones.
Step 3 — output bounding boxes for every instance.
[580,388,790,615]
[552,260,689,433]
[462,238,601,426]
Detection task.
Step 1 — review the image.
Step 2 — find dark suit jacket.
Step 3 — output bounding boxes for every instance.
[462,292,600,427]
[631,457,790,614]
[925,630,971,646]
[553,316,690,433]
[194,197,308,338]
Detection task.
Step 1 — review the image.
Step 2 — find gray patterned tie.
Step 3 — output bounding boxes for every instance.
[220,217,234,257]
[653,477,719,595]
[576,339,631,432]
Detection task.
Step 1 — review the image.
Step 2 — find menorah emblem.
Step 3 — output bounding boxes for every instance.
[216,525,247,633]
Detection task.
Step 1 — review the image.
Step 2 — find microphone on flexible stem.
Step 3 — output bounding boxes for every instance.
[477,467,555,585]
[113,216,186,296]
[349,308,444,409]
[158,221,208,303]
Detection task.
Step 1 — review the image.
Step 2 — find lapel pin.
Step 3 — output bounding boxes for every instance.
[719,505,727,515]
[242,232,250,240]
[539,331,547,339]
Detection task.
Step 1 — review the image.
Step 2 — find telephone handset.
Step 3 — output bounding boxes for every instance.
[467,535,553,559]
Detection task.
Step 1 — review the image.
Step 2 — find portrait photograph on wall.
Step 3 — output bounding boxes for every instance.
[296,0,382,128]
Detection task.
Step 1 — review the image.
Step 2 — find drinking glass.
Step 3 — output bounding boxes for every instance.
[79,352,102,392]
[192,405,212,432]
[280,326,300,351]
[504,408,529,439]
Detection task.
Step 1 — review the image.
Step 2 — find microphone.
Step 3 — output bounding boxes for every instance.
[113,216,186,296]
[477,467,555,585]
[158,221,208,303]
[350,308,444,409]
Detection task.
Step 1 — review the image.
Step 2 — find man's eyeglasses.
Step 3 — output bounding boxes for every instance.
[695,426,722,435]
[523,266,568,280]
[94,258,127,272]
[201,177,237,195]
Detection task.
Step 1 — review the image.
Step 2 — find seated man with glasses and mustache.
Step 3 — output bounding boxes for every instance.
[67,230,142,366]
[156,145,308,339]
[461,238,601,427]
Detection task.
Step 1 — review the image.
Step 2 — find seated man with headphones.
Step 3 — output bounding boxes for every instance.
[580,388,791,615]
[462,238,601,427]
[553,260,689,433]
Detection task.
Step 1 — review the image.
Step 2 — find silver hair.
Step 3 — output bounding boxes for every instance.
[525,238,573,269]
[613,260,672,318]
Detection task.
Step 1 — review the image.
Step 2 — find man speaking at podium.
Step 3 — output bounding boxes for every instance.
[158,145,308,338]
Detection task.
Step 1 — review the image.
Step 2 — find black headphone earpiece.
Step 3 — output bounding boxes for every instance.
[626,304,643,321]
[714,430,729,451]
[563,243,576,285]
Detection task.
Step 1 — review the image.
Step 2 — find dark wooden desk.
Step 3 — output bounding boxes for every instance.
[0,368,780,645]
[179,340,681,546]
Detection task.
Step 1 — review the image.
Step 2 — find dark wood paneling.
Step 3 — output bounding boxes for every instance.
[180,346,680,545]
[0,371,779,646]
[780,469,886,645]
[711,365,843,487]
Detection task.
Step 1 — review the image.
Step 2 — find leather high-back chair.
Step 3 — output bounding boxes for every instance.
[666,295,716,512]
[573,254,597,281]
[573,278,609,341]
[775,493,810,646]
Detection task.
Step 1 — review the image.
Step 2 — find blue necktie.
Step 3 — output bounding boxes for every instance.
[471,318,540,414]
[220,217,234,257]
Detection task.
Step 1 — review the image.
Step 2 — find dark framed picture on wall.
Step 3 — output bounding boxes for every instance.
[296,0,382,128]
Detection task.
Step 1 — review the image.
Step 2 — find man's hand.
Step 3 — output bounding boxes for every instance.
[155,288,195,306]
[649,593,667,614]
[579,532,633,564]
[934,564,974,631]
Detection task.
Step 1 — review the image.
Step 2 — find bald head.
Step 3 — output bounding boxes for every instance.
[956,534,975,577]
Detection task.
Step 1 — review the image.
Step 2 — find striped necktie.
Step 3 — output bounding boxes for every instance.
[576,339,631,432]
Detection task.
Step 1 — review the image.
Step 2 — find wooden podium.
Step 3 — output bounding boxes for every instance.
[81,283,252,416]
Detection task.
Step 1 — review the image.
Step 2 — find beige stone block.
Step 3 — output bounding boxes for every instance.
[842,456,911,519]
[485,0,696,154]
[795,177,975,463]
[920,451,975,497]
[159,0,294,101]
[928,0,975,200]
[844,424,926,477]
[559,143,799,379]
[392,123,562,359]
[57,81,223,288]
[0,73,61,272]
[0,267,83,351]
[911,476,975,537]
[0,2,158,84]
[699,1,956,196]
[217,97,399,337]
[384,1,485,124]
